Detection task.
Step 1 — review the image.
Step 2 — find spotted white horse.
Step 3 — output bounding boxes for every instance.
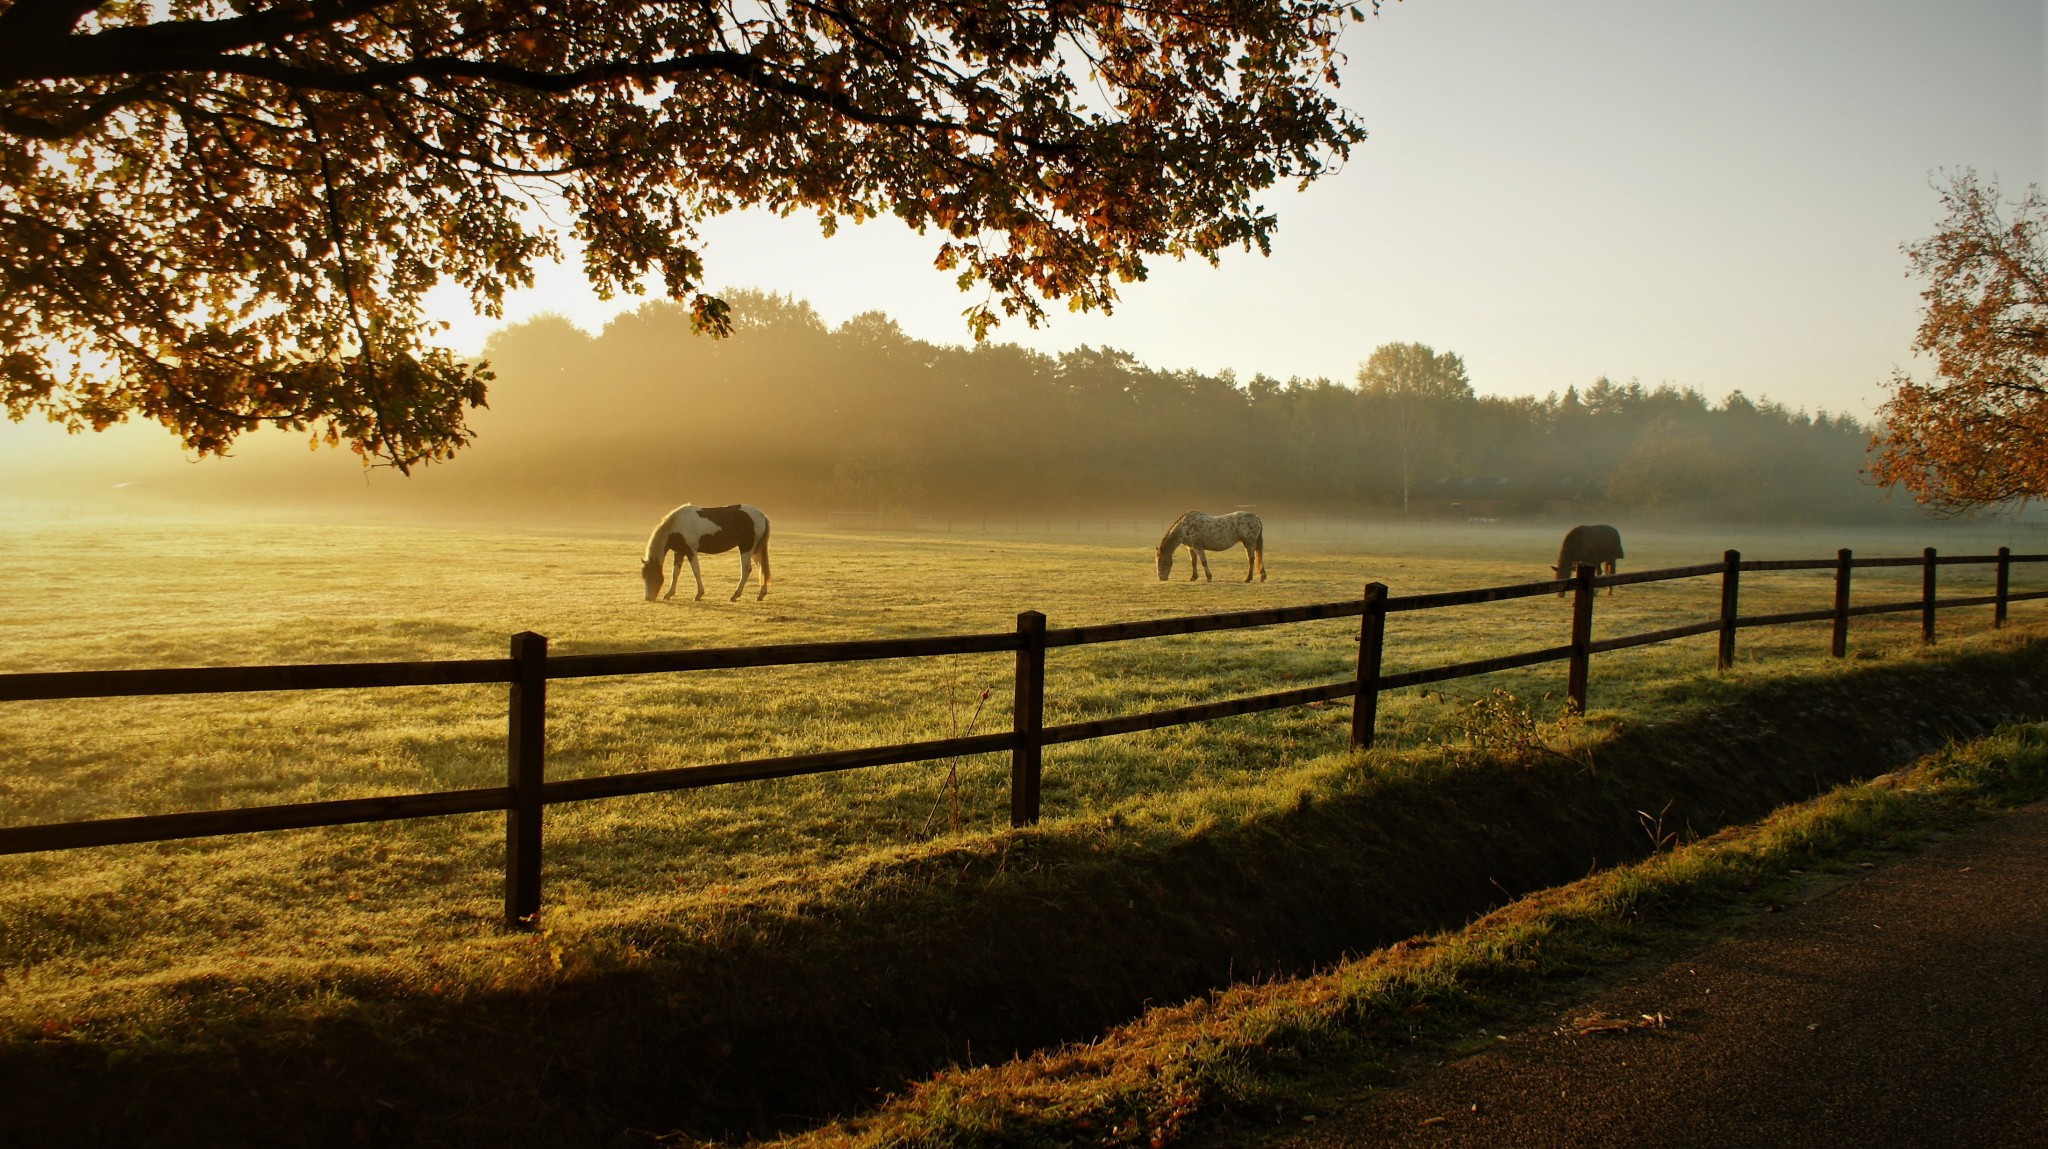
[1156,510,1266,582]
[641,503,772,602]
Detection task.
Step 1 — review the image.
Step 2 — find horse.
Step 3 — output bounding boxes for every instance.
[1551,524,1622,596]
[1156,510,1266,582]
[641,503,772,602]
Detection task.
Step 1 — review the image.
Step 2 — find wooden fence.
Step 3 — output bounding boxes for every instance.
[3,546,2043,926]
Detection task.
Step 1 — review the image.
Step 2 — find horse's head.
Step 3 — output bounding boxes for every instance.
[641,555,666,601]
[1156,544,1173,581]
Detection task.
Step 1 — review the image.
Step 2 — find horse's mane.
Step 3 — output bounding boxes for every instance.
[643,504,691,563]
[1158,510,1201,552]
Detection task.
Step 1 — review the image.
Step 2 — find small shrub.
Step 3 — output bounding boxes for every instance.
[1455,688,1593,772]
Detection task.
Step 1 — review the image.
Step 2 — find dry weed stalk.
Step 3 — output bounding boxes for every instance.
[923,685,993,835]
[1452,687,1596,774]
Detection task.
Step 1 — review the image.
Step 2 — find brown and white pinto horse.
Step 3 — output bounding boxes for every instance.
[1156,510,1266,582]
[641,503,772,602]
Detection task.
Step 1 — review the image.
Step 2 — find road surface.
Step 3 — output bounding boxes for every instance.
[1262,802,2048,1148]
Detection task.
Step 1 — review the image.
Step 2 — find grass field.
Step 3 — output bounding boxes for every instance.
[0,508,2041,1117]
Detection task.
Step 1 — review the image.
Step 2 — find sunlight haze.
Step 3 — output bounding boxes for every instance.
[14,7,2048,1139]
[3,1,2041,475]
[420,0,2044,417]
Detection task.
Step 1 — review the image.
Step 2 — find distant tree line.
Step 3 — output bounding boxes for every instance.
[456,290,1898,521]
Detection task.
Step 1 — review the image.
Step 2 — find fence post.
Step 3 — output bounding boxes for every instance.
[1922,547,1937,644]
[1997,546,2011,628]
[505,631,548,928]
[1351,582,1387,749]
[1010,610,1047,827]
[1717,549,1741,670]
[1831,548,1852,658]
[1566,562,1595,712]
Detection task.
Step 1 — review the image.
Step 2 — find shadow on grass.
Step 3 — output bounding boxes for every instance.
[7,638,2045,1147]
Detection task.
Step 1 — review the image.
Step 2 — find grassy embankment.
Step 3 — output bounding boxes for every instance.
[1,513,2042,1144]
[776,717,2048,1149]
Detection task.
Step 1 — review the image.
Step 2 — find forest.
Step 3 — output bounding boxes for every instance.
[432,290,1898,523]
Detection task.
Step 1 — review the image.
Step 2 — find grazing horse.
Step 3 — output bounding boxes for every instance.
[1156,510,1266,582]
[1552,524,1623,596]
[641,503,772,602]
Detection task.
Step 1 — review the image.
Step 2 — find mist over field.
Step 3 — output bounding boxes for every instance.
[9,3,2048,1145]
[1,291,1929,528]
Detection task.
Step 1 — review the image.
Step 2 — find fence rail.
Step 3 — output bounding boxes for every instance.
[0,658,515,702]
[3,544,2041,924]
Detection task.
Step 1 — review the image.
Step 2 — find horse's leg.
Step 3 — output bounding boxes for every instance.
[731,550,752,601]
[755,540,770,600]
[1197,546,1213,581]
[1605,559,1617,596]
[663,552,682,600]
[1243,540,1256,582]
[686,551,707,600]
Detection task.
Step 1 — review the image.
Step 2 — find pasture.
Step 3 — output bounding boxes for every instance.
[0,509,2038,1056]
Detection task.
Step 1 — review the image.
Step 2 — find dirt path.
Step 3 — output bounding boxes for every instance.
[1263,802,2048,1149]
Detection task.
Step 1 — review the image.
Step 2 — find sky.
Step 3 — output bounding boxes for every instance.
[3,0,2042,472]
[419,0,2045,420]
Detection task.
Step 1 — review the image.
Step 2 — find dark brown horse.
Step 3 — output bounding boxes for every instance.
[1552,524,1622,595]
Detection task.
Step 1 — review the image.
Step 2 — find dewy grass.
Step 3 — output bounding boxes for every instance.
[2,513,2045,1143]
[776,726,2048,1149]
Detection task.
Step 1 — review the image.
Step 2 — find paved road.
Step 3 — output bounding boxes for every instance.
[1266,802,2048,1149]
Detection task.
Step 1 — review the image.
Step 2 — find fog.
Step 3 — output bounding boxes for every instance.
[0,291,1946,527]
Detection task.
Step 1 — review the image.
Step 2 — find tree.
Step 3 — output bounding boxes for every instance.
[1355,341,1472,513]
[1869,171,2048,512]
[0,0,1372,469]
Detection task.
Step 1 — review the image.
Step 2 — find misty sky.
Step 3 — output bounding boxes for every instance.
[3,0,2042,469]
[426,0,2044,420]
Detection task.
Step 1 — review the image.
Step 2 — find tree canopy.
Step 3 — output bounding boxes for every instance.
[1355,340,1472,400]
[0,0,1372,469]
[1354,341,1471,512]
[1869,171,2048,512]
